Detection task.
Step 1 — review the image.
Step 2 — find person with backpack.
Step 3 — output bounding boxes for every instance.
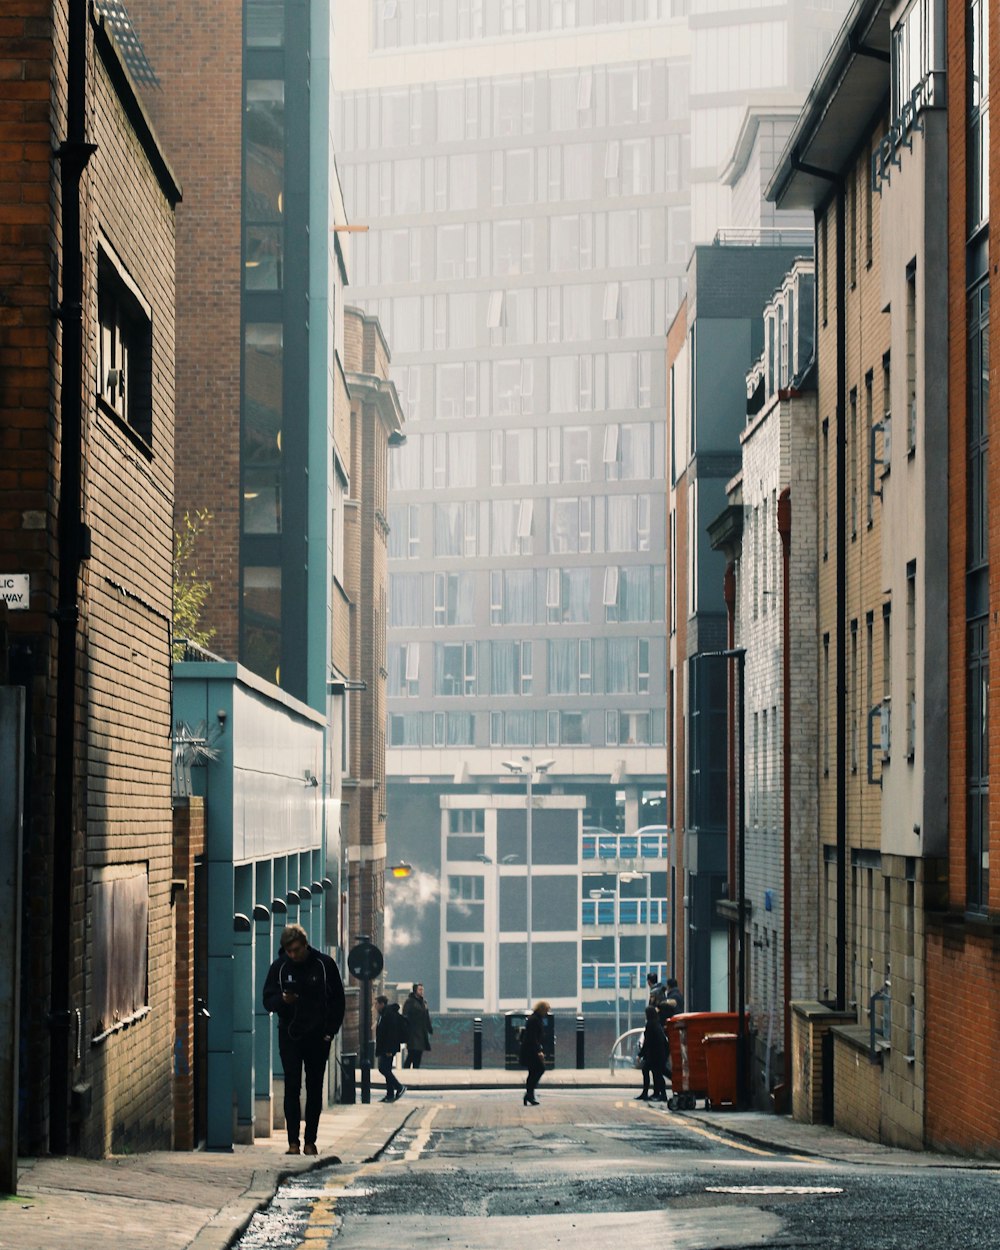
[401,982,433,1068]
[374,995,407,1102]
[262,923,345,1156]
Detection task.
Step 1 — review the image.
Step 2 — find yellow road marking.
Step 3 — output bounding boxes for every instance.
[639,1109,777,1157]
[404,1105,443,1161]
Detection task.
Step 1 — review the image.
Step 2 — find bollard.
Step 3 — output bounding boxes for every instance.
[576,1014,585,1069]
[473,1016,483,1070]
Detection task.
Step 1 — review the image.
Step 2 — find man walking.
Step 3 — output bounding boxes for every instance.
[374,995,406,1102]
[401,982,433,1068]
[262,923,345,1156]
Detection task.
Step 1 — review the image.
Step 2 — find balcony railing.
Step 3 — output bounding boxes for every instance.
[582,899,668,926]
[581,832,668,861]
[581,963,661,990]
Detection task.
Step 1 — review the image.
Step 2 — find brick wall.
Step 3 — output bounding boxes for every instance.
[832,1026,881,1141]
[127,0,243,661]
[1,4,179,1155]
[0,1,61,1151]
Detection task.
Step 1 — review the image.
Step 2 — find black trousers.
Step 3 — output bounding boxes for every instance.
[378,1052,403,1096]
[403,1049,423,1069]
[525,1057,545,1098]
[279,1030,331,1146]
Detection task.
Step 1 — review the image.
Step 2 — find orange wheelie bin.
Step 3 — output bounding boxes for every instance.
[666,1012,747,1110]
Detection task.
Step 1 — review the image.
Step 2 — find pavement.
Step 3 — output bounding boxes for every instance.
[2,1067,995,1250]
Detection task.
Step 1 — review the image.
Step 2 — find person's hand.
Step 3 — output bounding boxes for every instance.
[282,992,298,1004]
[323,1035,332,1042]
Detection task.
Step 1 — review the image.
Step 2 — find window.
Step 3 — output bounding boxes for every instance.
[549,497,591,554]
[433,572,475,627]
[547,567,590,624]
[388,503,419,560]
[491,640,533,695]
[891,0,936,119]
[332,460,348,578]
[849,388,858,537]
[242,322,283,534]
[244,80,285,291]
[491,569,535,625]
[850,619,859,773]
[97,250,153,446]
[92,865,149,1039]
[389,572,423,628]
[242,566,281,684]
[547,710,588,746]
[388,713,423,747]
[865,372,875,525]
[447,943,484,969]
[968,0,990,236]
[606,710,661,746]
[435,642,476,696]
[967,617,989,910]
[906,562,916,759]
[548,639,590,695]
[387,643,420,696]
[823,632,831,775]
[906,262,917,452]
[822,419,830,559]
[882,603,892,758]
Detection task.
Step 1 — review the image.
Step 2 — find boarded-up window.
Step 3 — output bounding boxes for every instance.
[93,865,149,1038]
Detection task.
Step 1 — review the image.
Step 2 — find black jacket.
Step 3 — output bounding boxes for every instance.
[375,1002,404,1057]
[520,1011,546,1066]
[262,946,345,1040]
[641,1016,668,1071]
[402,992,433,1051]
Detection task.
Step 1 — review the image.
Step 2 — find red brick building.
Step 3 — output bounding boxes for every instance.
[927,0,999,1155]
[0,2,180,1156]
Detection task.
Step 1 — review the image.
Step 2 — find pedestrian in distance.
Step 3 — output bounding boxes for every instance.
[646,971,667,1017]
[262,923,345,1157]
[664,977,685,1018]
[520,1000,550,1106]
[401,982,433,1069]
[374,995,407,1102]
[636,1005,669,1102]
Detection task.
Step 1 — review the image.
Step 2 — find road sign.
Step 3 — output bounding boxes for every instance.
[347,941,384,981]
[0,576,29,610]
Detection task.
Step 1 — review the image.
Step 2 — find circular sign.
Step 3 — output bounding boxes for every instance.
[347,941,384,981]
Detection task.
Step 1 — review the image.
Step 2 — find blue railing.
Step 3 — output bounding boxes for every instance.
[581,833,668,860]
[581,963,662,990]
[581,899,668,926]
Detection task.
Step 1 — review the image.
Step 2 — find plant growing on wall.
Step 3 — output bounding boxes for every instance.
[172,508,216,660]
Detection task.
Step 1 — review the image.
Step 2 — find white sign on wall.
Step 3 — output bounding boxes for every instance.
[0,575,29,610]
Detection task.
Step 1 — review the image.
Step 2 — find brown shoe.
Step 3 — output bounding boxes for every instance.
[285,1143,300,1155]
[303,1143,318,1156]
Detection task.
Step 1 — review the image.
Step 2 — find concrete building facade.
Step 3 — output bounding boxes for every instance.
[0,3,180,1155]
[771,0,948,1148]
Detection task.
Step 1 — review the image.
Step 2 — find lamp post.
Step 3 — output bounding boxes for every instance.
[502,756,555,1009]
[619,869,651,985]
[590,887,620,1042]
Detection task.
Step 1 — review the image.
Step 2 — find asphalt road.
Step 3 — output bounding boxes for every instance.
[234,1090,1000,1249]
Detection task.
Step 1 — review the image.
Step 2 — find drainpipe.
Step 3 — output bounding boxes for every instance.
[777,488,792,1096]
[723,561,737,1011]
[51,0,96,1154]
[834,186,848,1012]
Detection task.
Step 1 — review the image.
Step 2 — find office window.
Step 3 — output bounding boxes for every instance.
[606,710,660,747]
[388,503,419,559]
[433,572,475,627]
[549,497,591,554]
[491,569,535,625]
[548,639,590,695]
[850,619,859,773]
[435,642,477,696]
[331,461,348,579]
[389,572,423,628]
[849,388,858,537]
[547,567,590,624]
[388,713,423,747]
[242,566,281,685]
[823,632,831,775]
[606,637,644,694]
[97,251,153,446]
[865,371,875,525]
[891,0,936,118]
[605,494,649,552]
[822,419,829,558]
[547,710,588,746]
[433,502,477,557]
[387,643,420,697]
[244,80,285,292]
[491,499,533,556]
[491,640,533,695]
[447,942,484,969]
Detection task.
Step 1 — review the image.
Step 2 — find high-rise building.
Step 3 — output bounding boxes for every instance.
[334,6,685,1014]
[332,1,852,1019]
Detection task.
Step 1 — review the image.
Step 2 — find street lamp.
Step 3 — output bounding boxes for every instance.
[502,755,555,1008]
[619,869,652,986]
[387,863,413,879]
[476,852,519,1012]
[590,886,620,1042]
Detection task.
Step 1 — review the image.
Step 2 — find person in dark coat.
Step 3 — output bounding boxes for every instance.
[262,923,345,1156]
[638,1005,669,1101]
[401,982,433,1068]
[374,995,406,1102]
[520,1000,550,1106]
